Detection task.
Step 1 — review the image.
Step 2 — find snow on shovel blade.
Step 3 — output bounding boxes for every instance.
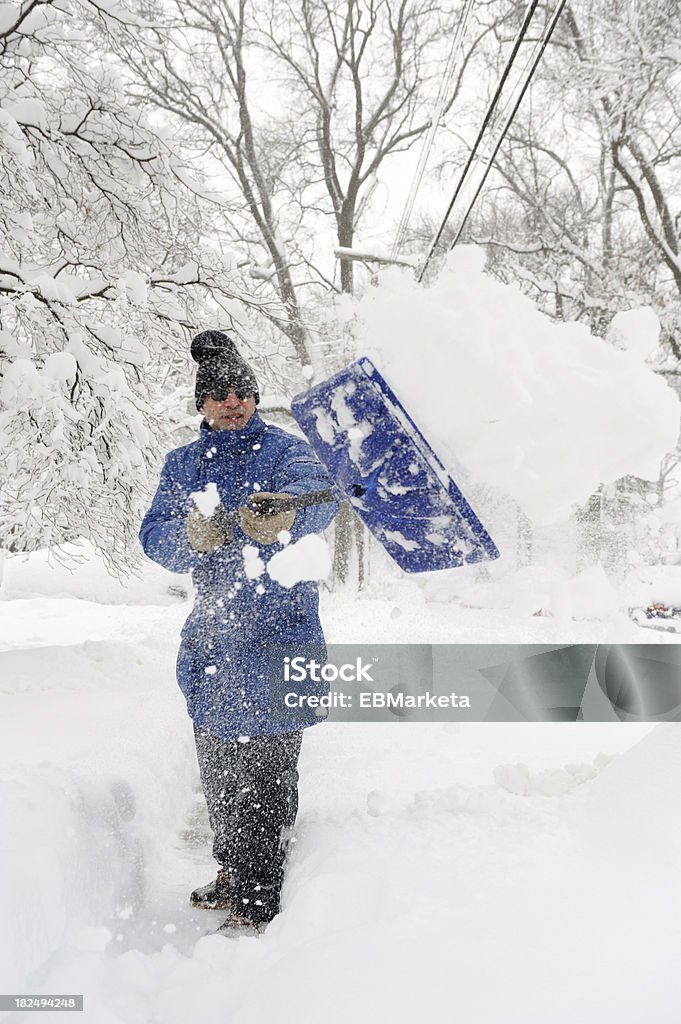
[291,358,500,572]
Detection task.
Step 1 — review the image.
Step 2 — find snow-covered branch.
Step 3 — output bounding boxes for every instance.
[0,0,268,569]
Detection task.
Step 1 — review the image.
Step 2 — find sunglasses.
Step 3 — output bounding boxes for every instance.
[207,385,254,402]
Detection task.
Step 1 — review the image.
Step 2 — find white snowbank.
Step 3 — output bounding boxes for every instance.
[0,541,192,605]
[0,636,196,992]
[621,564,681,609]
[336,247,679,524]
[545,563,620,621]
[2,544,678,1023]
[23,723,675,1024]
[606,306,660,361]
[577,723,681,866]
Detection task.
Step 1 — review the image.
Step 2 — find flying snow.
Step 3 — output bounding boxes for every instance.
[266,535,332,588]
[336,246,679,524]
[189,482,221,517]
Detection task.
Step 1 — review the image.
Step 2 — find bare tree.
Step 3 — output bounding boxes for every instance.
[399,0,681,567]
[458,0,681,339]
[260,0,453,294]
[114,0,478,582]
[115,0,484,343]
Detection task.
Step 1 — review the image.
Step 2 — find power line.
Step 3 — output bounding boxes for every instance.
[417,0,542,282]
[447,0,568,251]
[391,0,476,262]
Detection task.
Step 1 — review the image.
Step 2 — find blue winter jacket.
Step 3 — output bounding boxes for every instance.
[139,413,338,740]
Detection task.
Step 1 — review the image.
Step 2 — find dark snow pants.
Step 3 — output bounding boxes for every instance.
[193,724,303,924]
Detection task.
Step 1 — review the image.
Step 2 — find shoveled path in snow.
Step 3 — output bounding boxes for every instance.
[8,708,680,1024]
[1,567,680,1022]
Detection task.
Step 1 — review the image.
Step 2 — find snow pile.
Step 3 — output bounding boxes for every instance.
[577,723,681,864]
[0,712,646,1021]
[545,564,620,621]
[25,724,674,1024]
[621,564,681,609]
[0,767,144,992]
[0,636,196,992]
[606,306,661,361]
[336,247,679,524]
[494,752,613,796]
[2,544,678,1021]
[0,541,191,605]
[566,724,681,1002]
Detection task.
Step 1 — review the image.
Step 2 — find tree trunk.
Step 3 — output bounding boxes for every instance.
[331,501,367,586]
[516,507,533,567]
[332,502,354,584]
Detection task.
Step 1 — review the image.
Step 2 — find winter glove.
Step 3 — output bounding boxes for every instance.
[239,492,296,545]
[187,506,226,552]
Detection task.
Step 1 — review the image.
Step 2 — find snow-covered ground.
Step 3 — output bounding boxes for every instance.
[1,547,680,1023]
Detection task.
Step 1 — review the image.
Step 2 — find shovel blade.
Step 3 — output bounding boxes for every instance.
[291,359,499,572]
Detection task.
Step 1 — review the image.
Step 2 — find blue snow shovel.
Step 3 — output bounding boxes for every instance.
[286,358,499,573]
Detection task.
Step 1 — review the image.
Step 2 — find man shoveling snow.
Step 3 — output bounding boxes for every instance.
[140,331,338,932]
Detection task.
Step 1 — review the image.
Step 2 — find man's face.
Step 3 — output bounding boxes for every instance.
[201,391,257,430]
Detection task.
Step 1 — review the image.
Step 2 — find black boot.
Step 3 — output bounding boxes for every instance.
[190,868,231,910]
[217,910,266,935]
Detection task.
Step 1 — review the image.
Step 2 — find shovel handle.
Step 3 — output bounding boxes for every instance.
[216,487,340,537]
[244,488,338,516]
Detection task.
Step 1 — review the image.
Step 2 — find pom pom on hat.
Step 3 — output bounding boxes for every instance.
[191,330,239,364]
